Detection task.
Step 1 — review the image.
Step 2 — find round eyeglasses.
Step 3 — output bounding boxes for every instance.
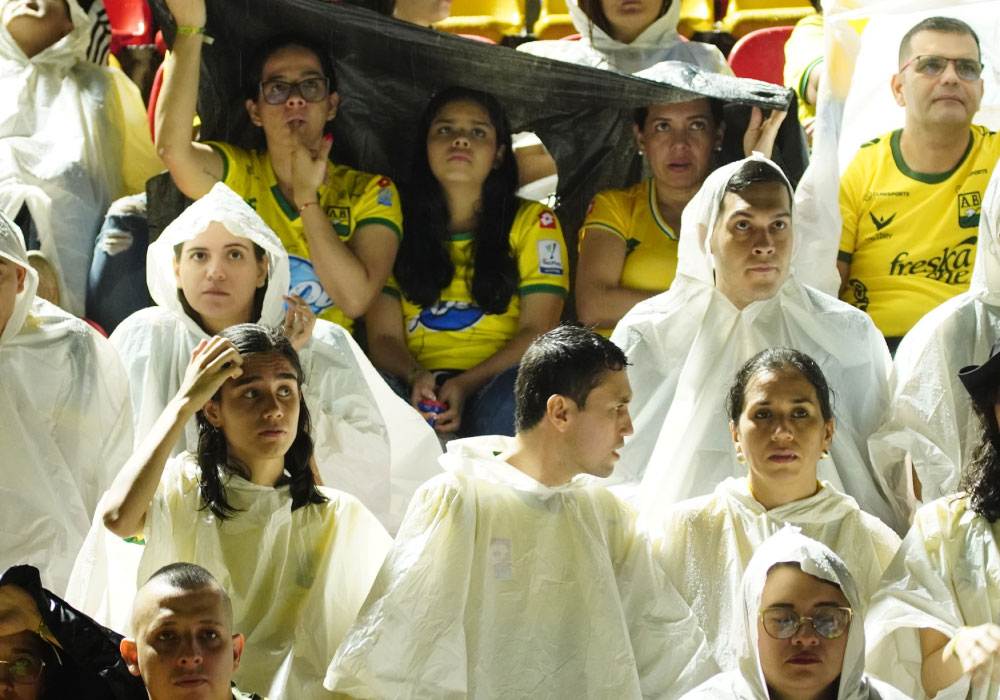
[900,55,984,82]
[0,655,45,684]
[759,606,854,640]
[259,77,331,105]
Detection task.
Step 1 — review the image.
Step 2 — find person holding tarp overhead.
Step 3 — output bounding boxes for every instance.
[868,166,1000,506]
[101,322,392,700]
[328,324,718,700]
[0,0,160,316]
[653,347,900,672]
[0,211,132,595]
[611,154,909,534]
[679,527,914,700]
[155,0,402,334]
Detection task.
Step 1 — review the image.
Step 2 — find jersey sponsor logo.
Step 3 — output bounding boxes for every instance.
[888,236,976,285]
[970,168,988,176]
[537,239,564,275]
[864,190,910,201]
[288,254,335,314]
[869,212,896,231]
[846,278,870,311]
[538,210,556,229]
[408,300,485,334]
[958,191,982,228]
[326,205,351,238]
[377,187,393,207]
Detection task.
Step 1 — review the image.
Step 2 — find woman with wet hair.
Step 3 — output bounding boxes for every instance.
[100,323,391,700]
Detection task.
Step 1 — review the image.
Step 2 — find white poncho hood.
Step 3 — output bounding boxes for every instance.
[680,528,912,700]
[517,0,729,75]
[611,154,905,533]
[0,211,132,594]
[868,168,1000,503]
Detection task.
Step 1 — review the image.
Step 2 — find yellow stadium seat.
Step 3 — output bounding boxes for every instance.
[720,0,814,38]
[677,0,714,37]
[533,0,575,40]
[436,0,526,42]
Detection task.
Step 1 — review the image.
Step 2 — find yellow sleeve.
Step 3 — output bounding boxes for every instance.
[838,152,865,262]
[354,175,403,241]
[111,67,163,195]
[580,188,629,246]
[382,273,401,298]
[783,14,824,111]
[512,202,569,297]
[203,141,253,195]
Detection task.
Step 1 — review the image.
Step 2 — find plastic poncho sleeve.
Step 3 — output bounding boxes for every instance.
[326,474,475,699]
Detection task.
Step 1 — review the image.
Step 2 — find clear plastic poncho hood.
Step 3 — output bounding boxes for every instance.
[611,154,907,533]
[0,209,38,343]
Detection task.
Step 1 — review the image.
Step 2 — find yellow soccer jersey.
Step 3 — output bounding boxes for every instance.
[206,142,403,332]
[385,201,569,371]
[580,179,679,336]
[839,126,1000,341]
[783,13,824,124]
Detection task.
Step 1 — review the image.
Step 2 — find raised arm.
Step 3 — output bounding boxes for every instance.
[154,0,224,199]
[920,625,1000,698]
[101,337,243,538]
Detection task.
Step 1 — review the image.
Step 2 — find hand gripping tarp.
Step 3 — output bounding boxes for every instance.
[868,167,1000,505]
[610,154,908,534]
[0,211,133,595]
[147,0,804,247]
[327,435,719,700]
[678,527,914,700]
[652,477,900,672]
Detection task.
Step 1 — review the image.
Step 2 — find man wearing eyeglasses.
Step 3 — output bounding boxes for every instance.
[837,16,999,354]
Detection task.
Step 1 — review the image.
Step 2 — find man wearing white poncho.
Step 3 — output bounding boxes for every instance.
[0,0,160,315]
[611,154,908,533]
[680,528,913,700]
[868,167,1000,504]
[327,325,717,699]
[0,210,131,593]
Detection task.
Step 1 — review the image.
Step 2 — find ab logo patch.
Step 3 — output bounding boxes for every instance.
[326,206,351,238]
[958,191,982,228]
[537,239,564,275]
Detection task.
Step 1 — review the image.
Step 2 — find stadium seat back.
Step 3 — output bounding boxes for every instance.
[436,0,526,42]
[721,0,812,38]
[533,0,574,40]
[727,25,793,84]
[104,0,153,55]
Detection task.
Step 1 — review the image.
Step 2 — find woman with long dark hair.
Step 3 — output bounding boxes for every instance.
[101,323,391,700]
[366,87,568,436]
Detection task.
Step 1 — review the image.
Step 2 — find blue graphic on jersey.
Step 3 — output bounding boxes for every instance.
[408,301,485,333]
[288,255,334,314]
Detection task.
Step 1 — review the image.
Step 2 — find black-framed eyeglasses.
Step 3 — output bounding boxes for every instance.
[759,606,854,640]
[899,54,984,82]
[0,655,45,684]
[259,77,330,105]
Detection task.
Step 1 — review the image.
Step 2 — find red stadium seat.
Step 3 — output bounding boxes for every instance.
[727,25,793,85]
[104,0,154,55]
[147,60,164,139]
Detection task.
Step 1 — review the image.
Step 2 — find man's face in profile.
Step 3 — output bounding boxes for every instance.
[120,582,243,700]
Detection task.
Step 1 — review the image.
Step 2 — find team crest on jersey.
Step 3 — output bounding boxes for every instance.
[377,177,392,188]
[957,191,982,228]
[538,210,556,229]
[326,206,351,238]
[409,301,485,334]
[537,239,564,275]
[377,188,394,207]
[288,255,335,314]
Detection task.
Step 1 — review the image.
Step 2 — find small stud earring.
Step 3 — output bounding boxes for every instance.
[820,449,830,460]
[736,450,746,464]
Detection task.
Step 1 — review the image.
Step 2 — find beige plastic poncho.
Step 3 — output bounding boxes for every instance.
[0,211,132,594]
[327,434,719,699]
[866,495,1000,700]
[0,0,159,315]
[138,453,391,700]
[610,154,907,533]
[868,168,1000,503]
[653,477,900,671]
[679,528,914,700]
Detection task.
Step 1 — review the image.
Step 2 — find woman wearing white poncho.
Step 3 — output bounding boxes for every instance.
[868,168,1000,504]
[680,528,913,700]
[0,211,131,594]
[865,346,1000,700]
[109,182,439,528]
[654,347,900,672]
[611,154,907,533]
[0,0,160,315]
[102,323,392,700]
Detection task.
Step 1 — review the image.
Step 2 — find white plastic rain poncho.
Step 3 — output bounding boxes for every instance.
[653,477,900,671]
[679,527,914,700]
[110,182,441,529]
[0,0,160,315]
[327,434,719,700]
[865,495,1000,700]
[0,211,131,594]
[610,154,906,533]
[517,0,729,75]
[137,452,392,700]
[867,168,1000,504]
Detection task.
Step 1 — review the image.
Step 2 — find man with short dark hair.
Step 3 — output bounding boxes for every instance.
[327,324,716,699]
[837,16,1000,352]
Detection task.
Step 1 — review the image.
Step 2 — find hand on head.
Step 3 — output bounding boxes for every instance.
[178,336,244,411]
